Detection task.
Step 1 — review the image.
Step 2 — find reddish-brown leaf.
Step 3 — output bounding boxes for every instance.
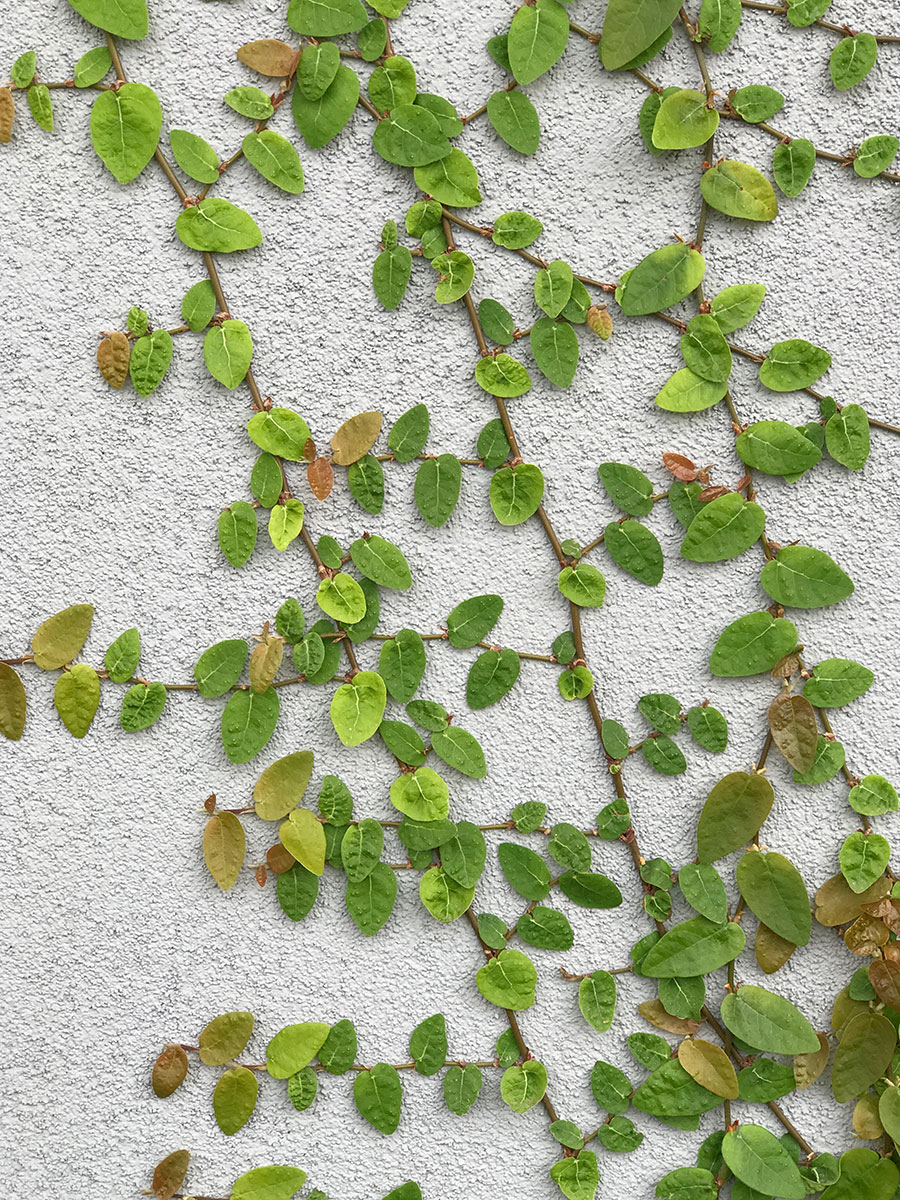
[662,452,697,481]
[152,1045,189,1098]
[698,485,729,502]
[768,692,818,772]
[255,864,268,888]
[267,842,296,874]
[308,456,334,500]
[152,1150,190,1200]
[303,436,317,462]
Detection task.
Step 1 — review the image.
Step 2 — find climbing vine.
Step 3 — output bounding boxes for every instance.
[4,1,900,1199]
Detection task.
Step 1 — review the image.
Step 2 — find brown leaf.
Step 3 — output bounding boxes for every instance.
[152,1149,190,1200]
[662,452,697,482]
[331,410,383,465]
[845,912,889,956]
[97,331,131,389]
[637,998,700,1037]
[755,922,796,974]
[771,651,801,679]
[151,1044,189,1098]
[768,692,818,773]
[853,1092,884,1139]
[793,1031,830,1090]
[204,793,217,814]
[0,87,14,143]
[267,842,296,874]
[586,305,613,340]
[307,456,334,501]
[237,38,297,76]
[698,485,729,502]
[255,864,268,888]
[303,436,317,462]
[815,872,890,926]
[677,1038,738,1099]
[870,959,900,1009]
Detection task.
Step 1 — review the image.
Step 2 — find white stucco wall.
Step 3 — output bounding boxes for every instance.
[2,1,900,1197]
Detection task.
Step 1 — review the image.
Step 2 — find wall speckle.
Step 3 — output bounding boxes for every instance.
[2,2,900,1197]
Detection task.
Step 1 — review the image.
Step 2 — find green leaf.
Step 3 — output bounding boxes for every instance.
[819,1148,899,1200]
[478,298,515,346]
[656,1168,717,1200]
[176,198,262,253]
[760,545,853,608]
[213,1066,258,1135]
[467,647,520,709]
[54,664,100,738]
[193,639,248,699]
[736,420,822,476]
[182,279,216,331]
[722,1125,804,1199]
[652,88,719,149]
[550,1120,584,1151]
[67,0,148,39]
[297,41,340,100]
[287,0,367,35]
[709,283,766,333]
[440,821,487,888]
[619,244,705,315]
[390,767,449,821]
[379,629,426,704]
[354,1062,403,1134]
[26,84,53,131]
[579,971,616,1032]
[129,329,173,396]
[732,85,784,123]
[786,0,832,25]
[276,861,319,921]
[501,1060,547,1112]
[760,339,831,391]
[804,657,874,708]
[287,1066,318,1111]
[74,47,112,88]
[550,1152,599,1200]
[447,594,503,649]
[632,1057,722,1120]
[855,134,899,178]
[317,1018,357,1074]
[700,160,778,221]
[330,671,386,747]
[534,260,574,319]
[120,680,166,731]
[590,1059,632,1114]
[849,773,898,817]
[413,148,482,206]
[31,604,94,670]
[268,498,304,552]
[709,612,797,676]
[773,137,816,196]
[508,0,569,84]
[686,705,728,753]
[280,807,326,875]
[548,823,592,872]
[380,719,426,766]
[11,52,36,89]
[697,771,774,861]
[604,520,663,585]
[826,403,870,468]
[243,130,305,193]
[409,1014,447,1076]
[681,314,732,381]
[498,842,551,900]
[558,563,606,607]
[489,464,544,525]
[492,211,543,248]
[203,319,253,389]
[721,985,820,1054]
[793,734,845,785]
[737,850,810,945]
[679,863,727,922]
[231,1167,307,1200]
[643,735,686,775]
[597,462,654,517]
[388,403,429,461]
[830,32,877,90]
[246,410,310,462]
[198,1011,254,1065]
[641,916,745,977]
[346,861,397,935]
[432,726,486,779]
[316,574,367,624]
[681,493,764,562]
[698,0,742,50]
[419,867,475,923]
[841,831,890,893]
[488,89,540,154]
[415,454,462,527]
[104,627,141,683]
[348,455,385,514]
[292,64,359,147]
[444,1064,483,1114]
[169,129,220,182]
[221,688,279,763]
[476,948,537,1010]
[267,1022,330,1078]
[373,104,450,167]
[518,906,573,950]
[369,55,416,110]
[415,93,462,138]
[655,366,728,412]
[638,693,681,734]
[350,536,411,591]
[600,0,682,69]
[476,354,532,399]
[219,501,257,568]
[557,871,622,908]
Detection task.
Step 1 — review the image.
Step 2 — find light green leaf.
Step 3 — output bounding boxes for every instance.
[268,498,304,551]
[176,198,262,253]
[681,314,732,381]
[287,0,367,35]
[280,807,326,875]
[508,0,569,84]
[760,339,831,391]
[709,282,765,333]
[652,88,719,149]
[104,627,141,683]
[721,985,820,1054]
[736,420,822,475]
[826,403,870,468]
[492,211,543,248]
[129,329,173,397]
[219,501,257,568]
[182,279,217,331]
[267,1022,330,1078]
[413,148,482,206]
[67,0,148,39]
[390,767,449,821]
[74,46,112,88]
[501,1060,547,1112]
[804,657,874,707]
[619,243,705,315]
[476,948,537,1010]
[170,128,220,182]
[54,664,100,738]
[655,368,727,412]
[773,137,816,196]
[90,82,160,183]
[297,41,340,100]
[579,971,616,1032]
[558,562,606,607]
[841,831,891,893]
[419,867,475,923]
[700,160,778,221]
[330,671,386,747]
[476,354,532,398]
[203,319,253,388]
[243,130,305,192]
[373,104,450,167]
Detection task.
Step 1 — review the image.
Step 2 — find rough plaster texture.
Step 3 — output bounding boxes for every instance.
[2,1,900,1197]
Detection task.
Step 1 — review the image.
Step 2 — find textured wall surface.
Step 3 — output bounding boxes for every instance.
[2,2,900,1198]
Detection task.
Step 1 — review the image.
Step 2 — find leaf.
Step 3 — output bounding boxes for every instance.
[686,705,728,753]
[680,314,732,381]
[550,1152,599,1200]
[641,916,745,977]
[419,867,475,923]
[243,130,305,193]
[600,0,682,69]
[74,46,112,88]
[221,687,279,763]
[181,280,216,333]
[855,134,899,178]
[710,282,766,332]
[278,807,325,876]
[176,198,262,253]
[655,1168,717,1200]
[414,148,482,207]
[493,211,543,248]
[433,824,485,888]
[534,260,574,319]
[121,681,166,731]
[804,657,874,707]
[345,861,397,935]
[330,671,386,747]
[760,340,831,392]
[388,403,429,461]
[722,1125,805,1199]
[203,319,253,389]
[26,84,53,132]
[732,84,784,123]
[830,32,877,90]
[90,81,160,184]
[508,0,569,84]
[239,38,298,78]
[354,1062,402,1134]
[578,971,616,1032]
[0,664,26,741]
[655,368,727,412]
[331,411,382,465]
[467,647,520,708]
[643,735,686,775]
[619,244,705,315]
[501,1060,548,1112]
[415,454,462,527]
[407,1014,447,1077]
[432,727,486,778]
[369,55,416,110]
[378,630,426,704]
[841,831,890,893]
[444,1064,483,1114]
[709,612,798,676]
[193,639,248,699]
[199,1011,254,1065]
[373,104,450,167]
[700,160,778,221]
[849,774,898,817]
[826,404,870,468]
[373,246,413,311]
[488,89,540,154]
[317,574,367,624]
[54,664,100,738]
[390,767,449,821]
[518,906,573,950]
[768,693,818,774]
[475,353,532,398]
[632,1057,721,1121]
[447,594,503,649]
[558,871,622,908]
[152,1150,190,1200]
[530,317,579,387]
[679,863,727,922]
[129,329,173,396]
[68,0,148,39]
[350,536,411,591]
[151,1044,188,1098]
[558,563,606,607]
[267,1022,330,1078]
[498,842,551,900]
[833,1011,896,1101]
[292,64,359,147]
[597,462,654,517]
[773,137,816,196]
[604,520,663,585]
[736,420,822,476]
[476,948,537,1010]
[489,464,544,525]
[287,0,367,35]
[697,771,774,861]
[170,129,220,183]
[277,861,319,921]
[721,984,820,1054]
[203,811,245,890]
[231,1166,307,1200]
[761,545,853,609]
[652,89,719,149]
[32,603,94,669]
[737,849,811,945]
[819,1149,899,1200]
[678,1039,738,1099]
[681,493,764,562]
